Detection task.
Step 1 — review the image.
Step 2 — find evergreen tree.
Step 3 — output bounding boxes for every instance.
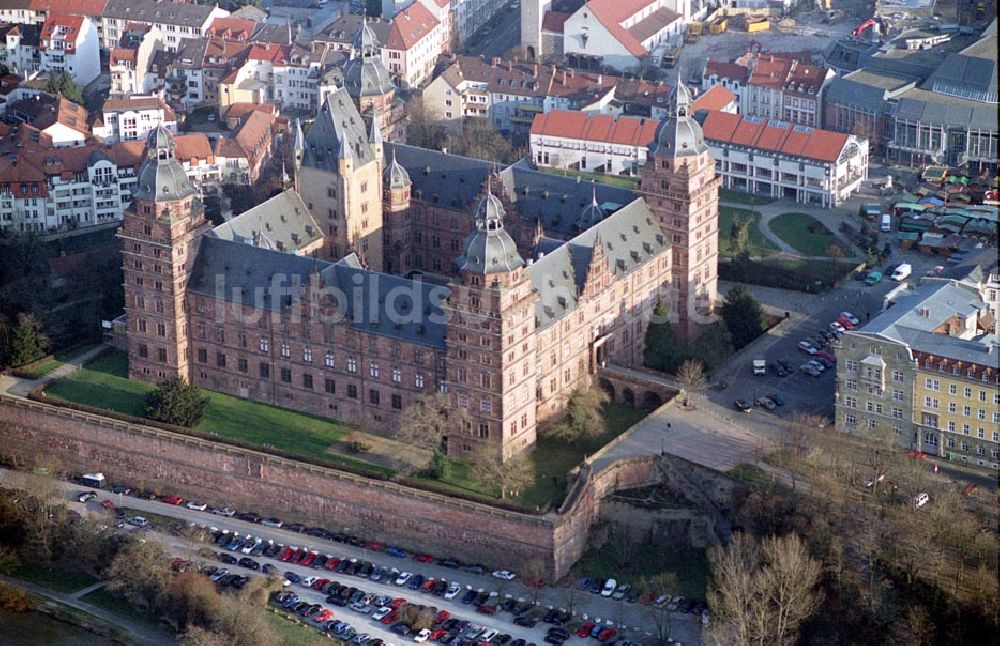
[145,377,209,427]
[8,313,49,367]
[643,300,675,373]
[45,72,83,105]
[720,284,767,350]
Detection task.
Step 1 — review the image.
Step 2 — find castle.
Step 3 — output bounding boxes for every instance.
[119,82,719,463]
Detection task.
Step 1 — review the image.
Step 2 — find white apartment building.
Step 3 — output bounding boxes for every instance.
[94,95,177,143]
[109,24,163,97]
[100,0,229,51]
[218,43,322,113]
[0,22,40,76]
[529,109,659,175]
[384,1,446,89]
[562,0,687,72]
[696,110,869,207]
[38,14,100,85]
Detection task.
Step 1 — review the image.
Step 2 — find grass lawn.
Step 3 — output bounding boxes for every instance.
[769,212,847,257]
[718,206,780,258]
[265,608,329,645]
[79,588,175,636]
[44,350,393,476]
[719,188,777,205]
[428,403,651,510]
[14,342,103,379]
[551,168,640,189]
[570,543,710,601]
[10,564,97,593]
[728,463,771,487]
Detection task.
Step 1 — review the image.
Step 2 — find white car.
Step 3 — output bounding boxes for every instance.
[600,578,617,597]
[211,507,236,516]
[797,341,817,355]
[807,360,826,373]
[829,322,845,333]
[840,312,860,325]
[301,576,319,588]
[394,572,413,586]
[414,629,432,643]
[126,515,149,527]
[242,537,262,554]
[491,570,517,581]
[444,582,462,599]
[863,474,885,488]
[185,501,208,511]
[372,607,392,621]
[913,492,930,508]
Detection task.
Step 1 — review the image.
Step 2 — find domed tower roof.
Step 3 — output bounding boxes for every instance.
[457,182,524,275]
[650,81,707,158]
[344,16,396,98]
[383,149,410,189]
[578,182,603,229]
[134,126,197,203]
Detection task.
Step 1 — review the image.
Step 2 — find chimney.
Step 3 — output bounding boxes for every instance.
[597,74,602,84]
[507,61,513,71]
[491,56,501,66]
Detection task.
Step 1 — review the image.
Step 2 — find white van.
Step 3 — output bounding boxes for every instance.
[913,492,929,508]
[881,214,892,232]
[81,472,105,488]
[891,263,912,281]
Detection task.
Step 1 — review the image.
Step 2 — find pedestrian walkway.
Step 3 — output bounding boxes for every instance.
[70,580,108,600]
[722,198,865,261]
[0,575,172,646]
[0,343,107,399]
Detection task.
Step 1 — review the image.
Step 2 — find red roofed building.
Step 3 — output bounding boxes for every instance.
[561,0,686,71]
[384,1,445,89]
[38,13,99,84]
[206,17,257,41]
[695,110,869,207]
[95,95,177,143]
[530,109,659,175]
[109,23,164,98]
[701,52,834,127]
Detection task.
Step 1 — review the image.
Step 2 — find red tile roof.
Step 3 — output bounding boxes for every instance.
[0,158,49,198]
[102,96,175,123]
[44,0,106,17]
[207,17,257,41]
[39,14,85,50]
[530,110,659,147]
[705,60,749,84]
[247,42,289,64]
[585,0,661,57]
[699,111,849,164]
[108,133,215,169]
[225,102,278,122]
[385,1,439,50]
[541,11,571,34]
[691,85,737,112]
[232,109,273,164]
[109,48,136,66]
[748,58,790,89]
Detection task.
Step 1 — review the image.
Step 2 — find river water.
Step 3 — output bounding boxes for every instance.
[0,607,109,645]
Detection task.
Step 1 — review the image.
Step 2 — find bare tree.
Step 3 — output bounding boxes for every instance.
[676,359,705,408]
[706,533,759,646]
[105,539,171,611]
[543,387,610,444]
[638,572,678,645]
[520,559,548,605]
[477,449,535,499]
[561,582,580,615]
[396,392,468,475]
[759,533,823,644]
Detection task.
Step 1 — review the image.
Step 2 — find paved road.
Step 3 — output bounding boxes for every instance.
[462,3,521,59]
[0,574,172,646]
[0,343,108,398]
[0,469,703,645]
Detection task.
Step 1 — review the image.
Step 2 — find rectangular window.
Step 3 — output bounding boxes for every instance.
[325,351,335,367]
[260,363,270,378]
[948,384,957,395]
[158,348,168,362]
[280,368,291,383]
[260,338,269,352]
[369,389,380,405]
[197,348,208,363]
[391,394,402,410]
[325,378,336,393]
[303,373,313,389]
[238,358,248,373]
[347,384,358,398]
[216,352,226,368]
[348,357,357,373]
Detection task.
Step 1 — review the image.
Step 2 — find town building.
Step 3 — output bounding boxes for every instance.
[0,21,41,76]
[835,278,999,471]
[99,0,230,51]
[423,56,723,133]
[557,0,687,72]
[38,14,100,85]
[823,20,997,170]
[212,108,274,185]
[167,37,251,111]
[94,95,177,143]
[0,0,108,28]
[120,82,717,462]
[529,87,738,176]
[695,110,869,207]
[384,1,446,89]
[702,52,833,127]
[217,42,322,114]
[108,23,163,97]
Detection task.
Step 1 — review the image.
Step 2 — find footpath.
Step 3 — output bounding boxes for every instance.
[0,343,107,398]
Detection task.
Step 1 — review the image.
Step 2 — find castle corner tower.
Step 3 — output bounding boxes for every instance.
[119,126,210,384]
[640,82,721,342]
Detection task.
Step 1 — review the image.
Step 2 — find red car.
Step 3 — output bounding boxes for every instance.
[323,557,342,571]
[816,350,836,363]
[312,578,330,590]
[380,610,398,625]
[475,604,497,615]
[312,608,334,623]
[291,548,308,563]
[906,450,928,461]
[434,610,450,624]
[836,316,855,330]
[413,553,435,563]
[430,628,447,641]
[100,500,116,511]
[161,495,184,505]
[420,577,437,592]
[597,628,617,642]
[389,597,407,609]
[364,541,385,551]
[300,551,318,567]
[277,547,295,562]
[577,621,596,638]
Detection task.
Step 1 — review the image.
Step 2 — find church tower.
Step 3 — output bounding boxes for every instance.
[119,126,210,383]
[444,179,539,463]
[640,82,721,342]
[344,16,404,142]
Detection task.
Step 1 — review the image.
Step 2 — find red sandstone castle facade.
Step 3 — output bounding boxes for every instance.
[120,83,718,462]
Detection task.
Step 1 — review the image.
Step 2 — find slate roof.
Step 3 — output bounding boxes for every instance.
[210,189,320,254]
[101,0,222,28]
[890,87,998,132]
[187,236,448,348]
[301,87,375,170]
[388,144,635,238]
[924,52,998,102]
[526,198,666,329]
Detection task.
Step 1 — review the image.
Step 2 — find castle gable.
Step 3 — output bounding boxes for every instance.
[302,87,374,171]
[209,189,320,254]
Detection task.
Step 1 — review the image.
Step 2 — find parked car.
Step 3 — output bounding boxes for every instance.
[161,495,184,505]
[261,517,283,528]
[913,492,930,508]
[766,393,785,406]
[126,515,149,528]
[77,491,98,503]
[815,350,836,363]
[600,578,617,597]
[611,584,629,600]
[414,628,432,643]
[800,363,822,377]
[829,321,845,333]
[492,570,517,581]
[755,396,776,410]
[865,271,883,286]
[211,507,236,516]
[836,315,855,330]
[797,341,817,355]
[840,312,859,325]
[733,399,752,413]
[770,361,788,377]
[444,582,462,599]
[395,572,413,587]
[185,501,207,511]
